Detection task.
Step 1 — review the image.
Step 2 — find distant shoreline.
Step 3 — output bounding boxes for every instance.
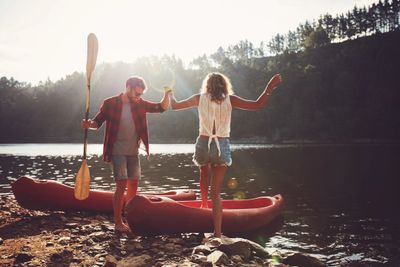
[1,139,400,145]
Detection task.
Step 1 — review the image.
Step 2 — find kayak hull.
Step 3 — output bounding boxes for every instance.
[12,176,196,212]
[125,194,284,235]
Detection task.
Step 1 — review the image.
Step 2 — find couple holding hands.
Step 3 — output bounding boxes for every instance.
[81,72,282,236]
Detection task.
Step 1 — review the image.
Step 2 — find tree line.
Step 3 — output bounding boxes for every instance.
[1,3,399,144]
[194,0,400,65]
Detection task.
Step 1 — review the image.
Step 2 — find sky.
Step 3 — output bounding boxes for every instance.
[0,0,379,85]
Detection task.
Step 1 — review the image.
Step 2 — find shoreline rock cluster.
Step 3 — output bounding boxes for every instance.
[0,195,325,266]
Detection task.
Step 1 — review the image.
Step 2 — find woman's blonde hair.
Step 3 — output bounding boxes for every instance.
[200,72,234,102]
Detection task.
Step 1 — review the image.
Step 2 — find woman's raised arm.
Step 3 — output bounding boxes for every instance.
[230,74,282,110]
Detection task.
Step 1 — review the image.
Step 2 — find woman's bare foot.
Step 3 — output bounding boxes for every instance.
[115,222,132,234]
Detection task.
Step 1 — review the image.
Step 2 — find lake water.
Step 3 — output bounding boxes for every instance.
[1,143,399,266]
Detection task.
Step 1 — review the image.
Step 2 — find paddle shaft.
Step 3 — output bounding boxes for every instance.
[83,84,91,159]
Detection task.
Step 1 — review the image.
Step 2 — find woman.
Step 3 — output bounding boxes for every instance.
[170,72,282,237]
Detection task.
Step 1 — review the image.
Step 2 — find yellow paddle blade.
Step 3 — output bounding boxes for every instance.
[74,159,90,200]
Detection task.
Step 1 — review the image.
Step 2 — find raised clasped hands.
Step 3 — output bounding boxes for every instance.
[163,86,173,94]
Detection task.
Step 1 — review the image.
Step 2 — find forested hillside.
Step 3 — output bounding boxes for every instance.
[1,0,399,143]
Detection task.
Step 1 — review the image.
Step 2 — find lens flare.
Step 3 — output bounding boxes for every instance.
[149,67,176,92]
[227,177,238,189]
[233,191,246,199]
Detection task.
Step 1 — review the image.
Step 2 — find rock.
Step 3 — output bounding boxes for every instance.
[163,242,177,252]
[46,241,55,247]
[1,205,10,211]
[52,229,65,235]
[74,244,84,249]
[89,231,109,242]
[182,247,193,254]
[178,259,205,267]
[220,236,269,258]
[65,222,79,228]
[190,254,208,264]
[14,252,33,263]
[173,243,183,251]
[231,254,244,263]
[58,236,70,245]
[187,233,204,244]
[267,261,287,267]
[151,242,161,248]
[200,262,213,267]
[2,211,11,217]
[203,237,222,248]
[92,244,104,251]
[95,215,107,221]
[206,250,229,265]
[125,241,144,251]
[149,248,159,255]
[101,223,114,232]
[282,253,326,267]
[104,255,118,267]
[219,239,252,261]
[117,254,152,267]
[21,244,32,252]
[192,244,212,255]
[167,237,184,244]
[50,249,73,263]
[0,237,3,245]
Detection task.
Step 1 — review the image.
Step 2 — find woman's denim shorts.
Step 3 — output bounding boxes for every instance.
[193,136,232,167]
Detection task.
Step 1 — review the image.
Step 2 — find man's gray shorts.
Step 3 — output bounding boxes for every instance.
[111,154,141,180]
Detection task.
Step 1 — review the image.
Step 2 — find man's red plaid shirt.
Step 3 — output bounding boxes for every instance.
[93,93,165,162]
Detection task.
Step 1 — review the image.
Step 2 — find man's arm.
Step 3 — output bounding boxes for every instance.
[160,89,171,110]
[81,100,107,129]
[143,89,173,113]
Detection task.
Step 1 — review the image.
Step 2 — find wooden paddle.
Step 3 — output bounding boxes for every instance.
[74,33,98,200]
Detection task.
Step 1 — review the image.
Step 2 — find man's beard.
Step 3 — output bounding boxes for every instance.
[129,93,142,102]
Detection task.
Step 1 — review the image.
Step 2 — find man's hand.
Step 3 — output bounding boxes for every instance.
[81,119,97,129]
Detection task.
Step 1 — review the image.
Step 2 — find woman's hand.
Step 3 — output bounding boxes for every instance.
[266,74,282,94]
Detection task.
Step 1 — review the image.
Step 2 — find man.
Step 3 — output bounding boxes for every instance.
[81,76,170,234]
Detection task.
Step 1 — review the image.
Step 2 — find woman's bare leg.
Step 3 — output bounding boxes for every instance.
[210,165,227,237]
[200,164,210,208]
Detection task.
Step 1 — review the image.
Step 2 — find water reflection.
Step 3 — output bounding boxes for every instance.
[1,144,400,265]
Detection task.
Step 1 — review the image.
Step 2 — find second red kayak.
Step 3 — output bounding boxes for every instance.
[126,194,284,235]
[12,176,196,212]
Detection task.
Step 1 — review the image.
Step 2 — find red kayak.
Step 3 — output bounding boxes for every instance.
[12,176,196,212]
[125,194,284,235]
